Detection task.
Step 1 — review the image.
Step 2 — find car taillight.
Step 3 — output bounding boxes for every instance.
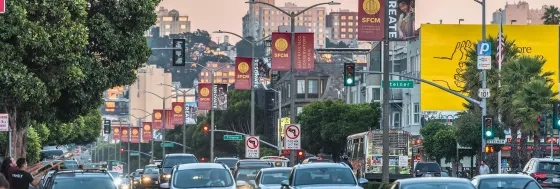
[532,172,547,179]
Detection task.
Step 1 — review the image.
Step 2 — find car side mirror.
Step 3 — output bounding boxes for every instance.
[281,180,289,187]
[160,183,170,189]
[249,180,257,186]
[236,180,247,187]
[157,164,162,168]
[359,178,368,184]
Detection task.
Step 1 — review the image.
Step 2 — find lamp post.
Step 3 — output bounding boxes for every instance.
[459,19,465,24]
[158,83,195,153]
[262,84,282,156]
[473,0,488,161]
[130,114,151,169]
[213,30,271,136]
[246,0,340,165]
[132,108,154,161]
[143,91,176,159]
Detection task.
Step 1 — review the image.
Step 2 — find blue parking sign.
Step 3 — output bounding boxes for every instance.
[477,42,492,56]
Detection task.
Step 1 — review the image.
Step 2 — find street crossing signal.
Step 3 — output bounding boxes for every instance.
[538,115,547,136]
[554,102,560,129]
[172,39,186,66]
[343,63,356,86]
[203,124,209,135]
[103,119,111,134]
[483,116,494,139]
[485,145,494,153]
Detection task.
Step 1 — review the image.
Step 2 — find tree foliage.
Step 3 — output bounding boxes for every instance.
[542,6,560,25]
[325,38,349,48]
[235,36,266,58]
[298,100,381,159]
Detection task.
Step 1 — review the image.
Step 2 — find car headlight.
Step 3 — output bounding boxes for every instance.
[164,174,171,179]
[142,177,151,181]
[133,180,138,184]
[114,178,122,185]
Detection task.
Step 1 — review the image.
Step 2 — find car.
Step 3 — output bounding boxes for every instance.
[280,162,368,189]
[43,169,118,189]
[158,154,198,184]
[301,157,332,164]
[248,167,292,189]
[131,169,143,188]
[391,177,474,189]
[235,160,274,182]
[471,174,541,189]
[159,163,247,189]
[214,157,240,169]
[412,162,442,177]
[520,158,560,188]
[109,171,122,185]
[140,164,160,189]
[39,170,56,189]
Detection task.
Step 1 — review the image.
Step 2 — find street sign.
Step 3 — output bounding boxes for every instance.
[478,88,491,98]
[112,164,123,174]
[223,135,243,141]
[381,80,414,88]
[245,136,260,158]
[0,114,8,132]
[487,138,506,144]
[161,142,174,148]
[477,42,492,70]
[130,152,140,156]
[284,124,301,150]
[0,0,5,14]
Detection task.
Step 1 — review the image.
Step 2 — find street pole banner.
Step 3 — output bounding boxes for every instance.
[131,127,140,143]
[197,83,212,110]
[213,84,228,110]
[171,102,185,125]
[0,114,8,132]
[120,127,129,141]
[388,0,416,40]
[152,109,163,129]
[245,136,260,158]
[235,57,253,90]
[284,124,301,150]
[112,127,120,140]
[0,0,5,14]
[271,32,291,71]
[294,33,315,72]
[142,122,152,143]
[358,0,385,41]
[165,109,173,129]
[185,102,197,124]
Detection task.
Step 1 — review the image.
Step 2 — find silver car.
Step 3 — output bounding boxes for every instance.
[249,167,292,189]
[160,163,247,189]
[280,163,368,189]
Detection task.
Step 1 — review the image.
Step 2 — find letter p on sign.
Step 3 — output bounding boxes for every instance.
[478,42,492,56]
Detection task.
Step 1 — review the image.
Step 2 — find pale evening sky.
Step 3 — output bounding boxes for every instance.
[157,0,560,43]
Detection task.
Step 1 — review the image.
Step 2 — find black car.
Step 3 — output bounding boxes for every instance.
[214,157,239,169]
[234,160,274,182]
[43,169,117,189]
[131,169,143,189]
[141,165,159,189]
[413,162,442,177]
[520,158,560,188]
[158,154,198,184]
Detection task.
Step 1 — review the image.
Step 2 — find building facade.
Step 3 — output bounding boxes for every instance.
[326,10,359,44]
[147,7,191,37]
[198,62,236,84]
[128,65,173,123]
[491,1,548,25]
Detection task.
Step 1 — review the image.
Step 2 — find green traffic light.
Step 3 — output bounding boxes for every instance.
[485,130,493,137]
[346,78,353,84]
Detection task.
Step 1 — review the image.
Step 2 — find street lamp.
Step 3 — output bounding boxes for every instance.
[473,0,489,160]
[213,30,271,136]
[143,91,176,159]
[130,114,151,170]
[459,19,465,24]
[132,108,154,161]
[159,83,195,153]
[262,84,282,156]
[246,0,340,165]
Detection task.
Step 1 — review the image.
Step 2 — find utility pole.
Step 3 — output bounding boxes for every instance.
[474,0,488,160]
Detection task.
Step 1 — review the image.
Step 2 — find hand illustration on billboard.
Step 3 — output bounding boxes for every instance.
[433,40,474,61]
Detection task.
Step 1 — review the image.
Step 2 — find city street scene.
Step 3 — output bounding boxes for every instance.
[0,0,559,188]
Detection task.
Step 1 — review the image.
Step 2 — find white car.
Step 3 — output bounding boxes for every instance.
[160,163,247,189]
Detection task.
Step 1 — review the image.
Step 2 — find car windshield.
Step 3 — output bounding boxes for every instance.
[294,167,356,186]
[537,161,560,172]
[52,177,117,189]
[261,170,291,184]
[135,170,143,177]
[308,158,331,163]
[163,156,197,167]
[41,150,64,160]
[173,168,233,188]
[64,161,79,170]
[143,167,158,174]
[216,159,238,168]
[415,163,441,172]
[479,178,537,189]
[236,168,261,181]
[403,183,475,189]
[109,172,118,178]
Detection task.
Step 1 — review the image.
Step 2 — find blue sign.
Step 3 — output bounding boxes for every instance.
[501,159,508,168]
[477,42,492,56]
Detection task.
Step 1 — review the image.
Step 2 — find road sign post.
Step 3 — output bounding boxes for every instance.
[486,138,506,144]
[284,124,301,150]
[381,80,414,88]
[245,136,260,158]
[477,42,492,70]
[223,135,243,141]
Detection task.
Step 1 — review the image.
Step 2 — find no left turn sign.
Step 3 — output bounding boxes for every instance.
[246,136,259,149]
[245,136,260,158]
[283,124,301,150]
[286,125,300,139]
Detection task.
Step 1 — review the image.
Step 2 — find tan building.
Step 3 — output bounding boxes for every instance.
[128,65,173,124]
[243,0,276,38]
[147,7,191,37]
[491,1,547,25]
[326,9,359,44]
[198,62,235,84]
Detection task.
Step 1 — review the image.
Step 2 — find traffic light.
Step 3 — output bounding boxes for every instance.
[200,157,206,162]
[343,63,356,86]
[297,150,304,161]
[202,124,209,135]
[554,102,560,129]
[103,119,111,134]
[483,116,494,139]
[538,115,547,136]
[485,145,494,153]
[120,148,124,153]
[172,39,186,66]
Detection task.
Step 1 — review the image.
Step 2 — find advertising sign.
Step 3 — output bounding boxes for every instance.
[121,127,129,141]
[142,122,152,142]
[420,24,559,111]
[213,84,228,110]
[235,57,253,90]
[185,102,197,124]
[152,109,163,129]
[0,114,8,132]
[271,32,291,71]
[131,127,140,143]
[358,0,384,41]
[112,127,120,140]
[171,102,185,125]
[389,0,416,40]
[245,136,260,158]
[165,110,173,129]
[198,84,213,110]
[284,124,301,150]
[294,33,315,71]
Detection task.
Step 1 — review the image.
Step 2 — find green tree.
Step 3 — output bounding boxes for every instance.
[234,36,266,58]
[419,121,447,162]
[26,127,42,164]
[298,100,381,159]
[542,6,560,25]
[455,110,482,155]
[325,38,349,48]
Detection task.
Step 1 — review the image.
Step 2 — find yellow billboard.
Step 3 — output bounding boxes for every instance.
[420,24,559,111]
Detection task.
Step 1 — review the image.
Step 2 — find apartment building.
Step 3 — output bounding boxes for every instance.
[147,7,191,37]
[326,9,359,44]
[491,1,548,24]
[128,65,173,123]
[198,62,236,84]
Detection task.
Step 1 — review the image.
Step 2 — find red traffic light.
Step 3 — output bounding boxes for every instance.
[120,148,124,152]
[298,151,304,156]
[200,157,206,162]
[346,65,354,71]
[538,115,542,122]
[484,118,492,125]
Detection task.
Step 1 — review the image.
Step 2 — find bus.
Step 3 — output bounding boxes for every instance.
[260,156,289,167]
[346,129,412,180]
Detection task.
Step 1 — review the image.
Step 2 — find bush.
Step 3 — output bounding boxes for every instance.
[364,182,394,189]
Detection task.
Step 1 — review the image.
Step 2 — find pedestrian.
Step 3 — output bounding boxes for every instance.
[479,160,490,175]
[341,155,354,171]
[0,173,9,189]
[0,157,17,186]
[10,158,42,189]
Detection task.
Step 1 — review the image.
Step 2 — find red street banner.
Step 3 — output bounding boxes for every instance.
[294,33,315,71]
[121,127,129,141]
[0,0,4,14]
[235,57,252,90]
[198,84,212,110]
[112,127,120,140]
[142,122,152,142]
[358,0,385,41]
[271,32,291,71]
[153,109,163,129]
[130,127,140,143]
[165,110,173,129]
[171,102,185,125]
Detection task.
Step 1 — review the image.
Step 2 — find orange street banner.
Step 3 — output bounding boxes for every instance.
[142,122,152,142]
[198,83,212,110]
[358,0,385,41]
[121,127,129,141]
[172,102,185,125]
[165,110,173,129]
[131,127,140,143]
[235,57,252,90]
[153,109,163,129]
[112,127,120,139]
[271,32,291,71]
[294,33,315,71]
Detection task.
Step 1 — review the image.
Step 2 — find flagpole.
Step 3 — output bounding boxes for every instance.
[497,8,504,174]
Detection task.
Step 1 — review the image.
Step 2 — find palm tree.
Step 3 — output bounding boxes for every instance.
[542,5,560,25]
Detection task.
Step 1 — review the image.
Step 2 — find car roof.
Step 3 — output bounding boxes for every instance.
[533,158,560,162]
[177,163,227,170]
[294,162,349,169]
[261,167,292,172]
[165,153,196,157]
[398,177,472,184]
[215,157,239,160]
[475,174,534,179]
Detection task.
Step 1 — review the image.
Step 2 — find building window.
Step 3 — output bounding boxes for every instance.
[180,25,186,29]
[165,25,171,29]
[341,28,346,32]
[406,104,410,125]
[341,16,346,20]
[287,83,291,98]
[297,80,305,98]
[348,28,354,32]
[308,80,318,98]
[341,34,347,38]
[413,103,420,123]
[348,22,354,26]
[297,107,303,115]
[349,34,353,38]
[371,88,380,101]
[162,17,173,21]
[341,22,346,26]
[164,32,170,36]
[392,112,401,128]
